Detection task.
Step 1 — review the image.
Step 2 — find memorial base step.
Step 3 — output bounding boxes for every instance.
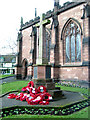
[48,89,64,100]
[34,82,55,90]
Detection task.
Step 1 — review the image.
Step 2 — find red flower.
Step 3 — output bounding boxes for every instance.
[20,93,28,101]
[28,94,43,105]
[21,87,27,92]
[27,81,34,87]
[39,100,49,105]
[8,93,16,99]
[22,86,31,92]
[41,93,52,101]
[22,81,34,92]
[30,87,38,94]
[16,93,23,100]
[26,86,31,92]
[26,93,36,104]
[37,85,46,93]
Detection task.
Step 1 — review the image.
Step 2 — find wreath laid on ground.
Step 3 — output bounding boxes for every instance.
[8,81,52,105]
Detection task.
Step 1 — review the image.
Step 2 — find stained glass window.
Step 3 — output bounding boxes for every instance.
[71,35,75,62]
[64,21,81,63]
[66,36,70,62]
[76,33,81,62]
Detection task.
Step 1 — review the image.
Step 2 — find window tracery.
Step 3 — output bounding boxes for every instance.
[64,21,81,63]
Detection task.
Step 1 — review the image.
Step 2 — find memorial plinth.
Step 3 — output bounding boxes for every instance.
[33,64,63,99]
[33,64,55,90]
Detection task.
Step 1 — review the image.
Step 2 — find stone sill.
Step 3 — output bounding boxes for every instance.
[61,61,89,67]
[61,64,87,67]
[33,64,51,67]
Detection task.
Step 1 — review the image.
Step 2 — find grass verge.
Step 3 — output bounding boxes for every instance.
[56,84,89,98]
[0,74,14,79]
[1,80,29,94]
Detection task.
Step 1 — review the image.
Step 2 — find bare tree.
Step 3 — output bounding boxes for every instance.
[7,38,17,54]
[1,38,17,55]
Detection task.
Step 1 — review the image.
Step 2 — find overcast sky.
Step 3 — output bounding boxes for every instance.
[0,0,72,55]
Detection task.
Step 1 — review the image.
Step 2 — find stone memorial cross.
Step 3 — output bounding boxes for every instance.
[36,13,50,64]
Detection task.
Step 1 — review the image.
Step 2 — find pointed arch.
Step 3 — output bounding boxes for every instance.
[61,18,83,40]
[61,18,82,63]
[22,58,28,79]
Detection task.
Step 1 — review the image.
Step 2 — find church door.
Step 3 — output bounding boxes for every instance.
[22,59,28,79]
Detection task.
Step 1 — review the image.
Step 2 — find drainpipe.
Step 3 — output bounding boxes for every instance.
[85,3,90,87]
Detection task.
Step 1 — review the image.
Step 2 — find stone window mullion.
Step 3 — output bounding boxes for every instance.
[75,29,77,62]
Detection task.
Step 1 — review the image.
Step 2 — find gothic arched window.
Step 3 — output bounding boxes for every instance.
[63,20,81,63]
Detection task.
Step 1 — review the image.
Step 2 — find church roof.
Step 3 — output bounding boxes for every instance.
[20,2,86,31]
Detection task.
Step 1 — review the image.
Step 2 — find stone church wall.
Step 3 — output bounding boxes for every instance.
[16,2,89,81]
[21,27,33,78]
[22,27,32,63]
[51,3,89,81]
[60,66,88,81]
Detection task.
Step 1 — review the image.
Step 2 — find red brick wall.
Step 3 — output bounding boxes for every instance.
[56,3,89,81]
[82,17,89,62]
[49,3,89,81]
[21,27,32,77]
[22,27,32,63]
[38,66,46,79]
[60,66,88,81]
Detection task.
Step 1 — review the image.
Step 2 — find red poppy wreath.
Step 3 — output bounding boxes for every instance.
[8,93,16,99]
[27,81,34,87]
[8,81,53,105]
[37,85,46,93]
[22,81,34,92]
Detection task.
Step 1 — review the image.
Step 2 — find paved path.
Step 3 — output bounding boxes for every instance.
[0,76,26,85]
[0,77,14,85]
[0,91,84,109]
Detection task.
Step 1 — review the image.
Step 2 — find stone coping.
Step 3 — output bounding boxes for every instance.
[21,2,85,31]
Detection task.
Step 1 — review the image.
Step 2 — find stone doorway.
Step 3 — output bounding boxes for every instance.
[22,59,28,79]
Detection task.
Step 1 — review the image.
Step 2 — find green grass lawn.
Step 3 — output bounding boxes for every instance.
[0,74,14,79]
[2,106,89,119]
[56,84,89,98]
[0,81,89,119]
[0,80,29,94]
[1,80,89,98]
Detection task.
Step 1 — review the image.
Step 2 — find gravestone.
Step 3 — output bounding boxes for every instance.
[33,13,63,99]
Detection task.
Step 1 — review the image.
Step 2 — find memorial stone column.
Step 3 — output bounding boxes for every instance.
[33,14,55,90]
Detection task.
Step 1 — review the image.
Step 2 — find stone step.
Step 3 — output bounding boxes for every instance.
[34,82,55,90]
[48,89,64,100]
[55,87,60,90]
